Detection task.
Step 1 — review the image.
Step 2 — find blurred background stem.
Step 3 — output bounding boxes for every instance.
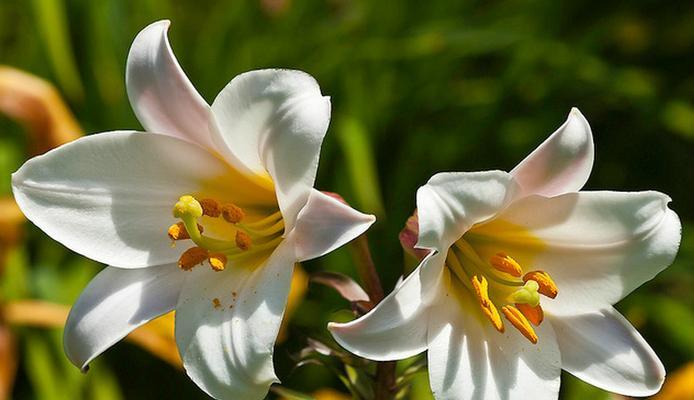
[349,235,396,400]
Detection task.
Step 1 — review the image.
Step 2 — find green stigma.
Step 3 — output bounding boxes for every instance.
[508,280,540,307]
[173,195,203,219]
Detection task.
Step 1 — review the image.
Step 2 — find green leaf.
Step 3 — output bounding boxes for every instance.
[560,372,610,400]
[336,117,385,217]
[31,0,84,100]
[270,385,316,400]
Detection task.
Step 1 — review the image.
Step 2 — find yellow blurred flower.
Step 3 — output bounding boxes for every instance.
[653,362,694,400]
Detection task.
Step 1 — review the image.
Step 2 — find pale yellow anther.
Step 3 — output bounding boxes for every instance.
[508,280,540,307]
[199,198,221,217]
[502,305,538,344]
[168,222,204,241]
[221,203,245,224]
[471,275,504,333]
[178,246,209,271]
[208,252,227,272]
[235,230,252,251]
[523,271,558,299]
[173,195,203,219]
[489,253,523,277]
[515,303,544,326]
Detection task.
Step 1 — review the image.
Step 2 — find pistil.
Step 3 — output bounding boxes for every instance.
[168,195,284,272]
[446,237,559,344]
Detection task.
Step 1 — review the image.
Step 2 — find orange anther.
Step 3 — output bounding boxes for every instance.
[235,231,252,250]
[471,276,504,333]
[167,222,203,241]
[515,303,544,326]
[178,247,209,271]
[199,198,221,217]
[208,252,228,272]
[502,305,538,344]
[523,271,558,299]
[221,203,245,223]
[489,253,523,277]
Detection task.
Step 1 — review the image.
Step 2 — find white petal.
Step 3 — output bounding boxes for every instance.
[328,252,445,361]
[416,171,518,251]
[291,189,375,262]
[175,241,295,400]
[467,191,681,315]
[551,308,665,396]
[64,264,185,370]
[210,69,331,231]
[12,131,228,268]
[126,20,213,148]
[510,108,594,198]
[427,276,561,400]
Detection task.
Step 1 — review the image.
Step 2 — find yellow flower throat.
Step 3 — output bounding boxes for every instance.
[168,195,284,272]
[446,239,558,344]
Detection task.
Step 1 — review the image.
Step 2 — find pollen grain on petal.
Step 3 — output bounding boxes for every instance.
[221,203,245,224]
[502,305,538,344]
[199,198,221,217]
[212,298,222,309]
[489,253,523,277]
[208,252,227,272]
[515,303,544,326]
[178,246,209,271]
[523,271,558,299]
[471,275,504,333]
[235,230,252,251]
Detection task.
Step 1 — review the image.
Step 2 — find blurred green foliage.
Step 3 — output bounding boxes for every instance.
[1,0,692,399]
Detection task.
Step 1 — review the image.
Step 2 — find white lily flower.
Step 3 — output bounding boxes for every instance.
[12,20,375,400]
[330,108,681,399]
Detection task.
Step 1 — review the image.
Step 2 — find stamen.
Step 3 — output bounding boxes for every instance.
[453,242,523,287]
[199,198,221,217]
[515,303,544,326]
[221,203,245,224]
[489,253,522,277]
[508,280,540,307]
[501,305,538,344]
[239,219,284,236]
[208,253,227,272]
[446,250,474,291]
[226,236,283,260]
[523,271,558,299]
[243,210,282,228]
[178,247,209,271]
[235,231,252,251]
[471,276,504,333]
[168,222,204,241]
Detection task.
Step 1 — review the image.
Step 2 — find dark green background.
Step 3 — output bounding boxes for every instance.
[1,0,692,399]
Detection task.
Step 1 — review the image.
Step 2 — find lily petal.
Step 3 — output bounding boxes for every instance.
[416,171,518,251]
[210,69,331,231]
[64,264,185,370]
[427,274,561,400]
[551,307,665,397]
[292,189,375,262]
[175,241,295,400]
[510,108,594,198]
[12,131,228,268]
[329,252,445,361]
[467,191,681,315]
[126,20,213,149]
